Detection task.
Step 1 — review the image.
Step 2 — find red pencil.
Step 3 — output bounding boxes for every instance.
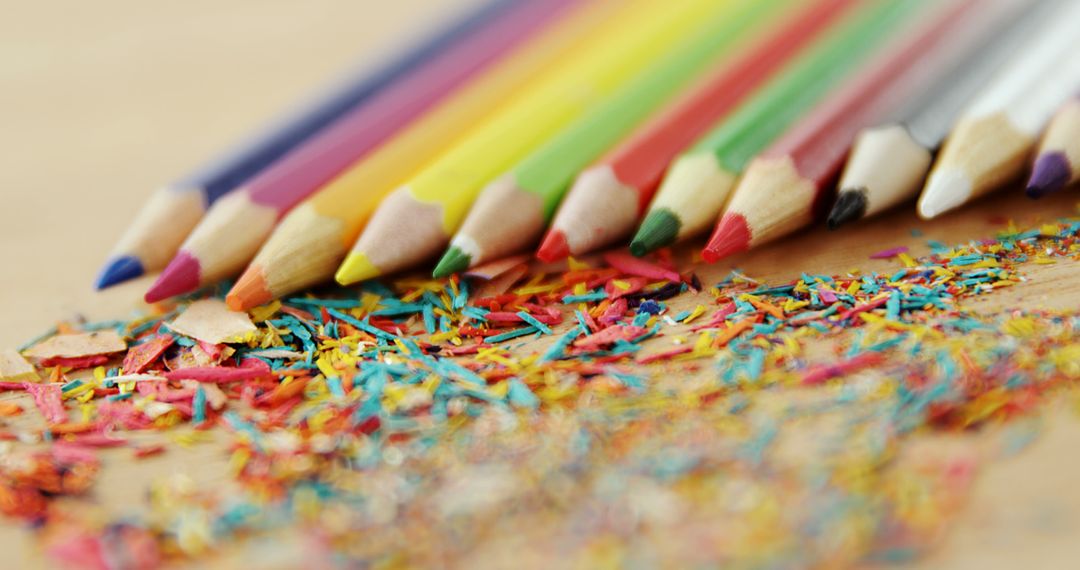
[703,0,987,262]
[537,0,859,262]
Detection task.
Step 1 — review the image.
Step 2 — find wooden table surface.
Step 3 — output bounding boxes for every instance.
[2,1,1079,567]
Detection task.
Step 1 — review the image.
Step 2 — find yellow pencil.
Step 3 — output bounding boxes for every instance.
[225,1,622,310]
[336,0,739,284]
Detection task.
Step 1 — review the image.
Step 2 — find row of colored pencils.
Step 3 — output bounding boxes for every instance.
[97,0,1080,311]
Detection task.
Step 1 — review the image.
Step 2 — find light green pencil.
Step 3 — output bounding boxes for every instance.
[629,0,923,256]
[432,0,792,276]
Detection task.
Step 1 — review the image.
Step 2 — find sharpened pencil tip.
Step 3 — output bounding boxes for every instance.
[702,213,750,263]
[144,251,201,303]
[95,255,145,290]
[630,209,680,257]
[918,168,971,220]
[433,246,470,278]
[536,230,569,262]
[1026,152,1071,199]
[335,252,380,285]
[827,189,868,230]
[227,266,273,311]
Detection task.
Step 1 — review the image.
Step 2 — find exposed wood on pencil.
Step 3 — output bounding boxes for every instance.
[705,0,995,261]
[538,0,859,261]
[338,0,735,284]
[93,0,514,289]
[225,0,619,310]
[437,0,791,275]
[631,0,921,256]
[918,0,1080,219]
[830,0,1047,228]
[143,0,575,302]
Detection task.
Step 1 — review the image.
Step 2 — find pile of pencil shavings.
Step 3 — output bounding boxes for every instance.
[2,218,1079,567]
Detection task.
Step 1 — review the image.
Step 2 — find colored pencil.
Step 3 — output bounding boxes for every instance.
[537,0,860,262]
[224,1,622,310]
[628,0,919,257]
[336,0,735,285]
[1027,94,1080,197]
[94,0,516,290]
[431,0,793,277]
[704,0,989,262]
[917,0,1080,219]
[829,0,1056,228]
[143,0,576,303]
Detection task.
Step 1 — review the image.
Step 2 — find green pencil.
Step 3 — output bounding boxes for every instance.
[630,0,922,256]
[432,0,791,276]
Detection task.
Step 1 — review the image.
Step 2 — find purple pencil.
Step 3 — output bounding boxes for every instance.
[1026,95,1080,198]
[144,0,577,302]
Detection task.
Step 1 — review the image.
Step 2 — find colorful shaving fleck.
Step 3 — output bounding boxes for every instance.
[4,217,1080,568]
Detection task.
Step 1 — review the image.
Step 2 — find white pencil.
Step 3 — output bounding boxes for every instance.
[828,0,1046,227]
[917,0,1080,219]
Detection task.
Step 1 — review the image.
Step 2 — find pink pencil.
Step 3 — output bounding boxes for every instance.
[144,0,577,303]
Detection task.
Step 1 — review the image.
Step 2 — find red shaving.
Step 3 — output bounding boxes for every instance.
[23,383,67,425]
[800,353,886,386]
[599,298,629,325]
[163,358,273,383]
[606,277,648,299]
[637,346,694,364]
[133,445,166,459]
[602,251,681,282]
[573,325,648,349]
[834,296,889,322]
[121,335,176,374]
[39,355,110,369]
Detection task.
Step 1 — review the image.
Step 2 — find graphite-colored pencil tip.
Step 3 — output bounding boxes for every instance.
[827,189,868,230]
[226,265,273,311]
[536,230,569,263]
[702,213,750,263]
[95,255,145,290]
[144,251,201,303]
[433,246,470,278]
[1026,152,1071,199]
[335,252,379,285]
[629,209,680,257]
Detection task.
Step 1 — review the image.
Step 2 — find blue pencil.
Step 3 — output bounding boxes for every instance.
[95,0,518,290]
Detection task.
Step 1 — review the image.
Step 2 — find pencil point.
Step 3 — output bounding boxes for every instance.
[536,229,569,262]
[827,189,868,230]
[702,213,750,263]
[95,256,145,290]
[336,252,379,285]
[630,209,680,257]
[918,168,971,220]
[144,251,201,303]
[1026,152,1071,199]
[227,266,273,311]
[433,246,470,278]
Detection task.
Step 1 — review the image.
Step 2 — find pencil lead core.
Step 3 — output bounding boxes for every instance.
[536,230,570,263]
[630,209,680,257]
[827,188,868,230]
[433,246,470,278]
[702,213,750,263]
[144,251,202,303]
[1026,152,1071,199]
[95,256,145,290]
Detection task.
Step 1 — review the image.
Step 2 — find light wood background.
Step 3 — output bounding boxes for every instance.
[1,1,1079,567]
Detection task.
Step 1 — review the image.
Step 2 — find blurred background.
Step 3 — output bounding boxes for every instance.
[0,0,480,348]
